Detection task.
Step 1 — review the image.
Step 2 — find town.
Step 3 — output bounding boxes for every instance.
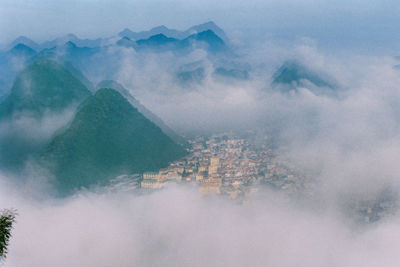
[128,132,313,200]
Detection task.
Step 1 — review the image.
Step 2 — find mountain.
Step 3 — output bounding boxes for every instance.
[32,41,99,62]
[0,59,91,170]
[0,59,91,119]
[9,36,40,51]
[96,80,186,145]
[177,67,205,85]
[135,34,179,51]
[8,43,36,58]
[183,21,228,43]
[40,34,103,49]
[116,36,136,48]
[181,30,225,52]
[0,44,37,97]
[119,25,183,40]
[272,61,335,93]
[118,21,228,42]
[41,88,187,193]
[135,30,225,53]
[136,33,179,46]
[30,42,99,90]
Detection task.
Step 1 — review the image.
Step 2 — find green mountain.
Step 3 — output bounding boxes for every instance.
[96,80,186,146]
[272,61,335,93]
[0,59,91,119]
[9,43,36,58]
[0,59,91,170]
[41,88,187,193]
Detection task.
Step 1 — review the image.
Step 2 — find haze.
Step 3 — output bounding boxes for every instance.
[1,0,400,53]
[1,0,400,266]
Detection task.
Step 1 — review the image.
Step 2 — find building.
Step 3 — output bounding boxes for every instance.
[199,176,222,194]
[209,157,220,174]
[141,179,164,189]
[143,172,159,180]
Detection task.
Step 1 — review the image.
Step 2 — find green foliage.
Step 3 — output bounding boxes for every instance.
[42,88,187,193]
[0,209,16,260]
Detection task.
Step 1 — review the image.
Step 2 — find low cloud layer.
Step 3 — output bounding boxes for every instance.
[1,176,400,267]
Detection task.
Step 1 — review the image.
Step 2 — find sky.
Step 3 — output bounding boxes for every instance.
[1,0,400,53]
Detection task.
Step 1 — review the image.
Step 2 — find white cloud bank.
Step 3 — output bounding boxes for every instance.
[2,178,400,267]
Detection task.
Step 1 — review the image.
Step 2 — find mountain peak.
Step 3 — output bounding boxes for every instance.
[149,33,169,40]
[0,59,91,119]
[64,41,77,48]
[272,60,336,93]
[136,34,178,48]
[41,87,187,193]
[183,30,225,52]
[9,36,40,50]
[199,21,217,27]
[151,25,169,31]
[185,21,228,42]
[96,80,186,145]
[9,43,36,56]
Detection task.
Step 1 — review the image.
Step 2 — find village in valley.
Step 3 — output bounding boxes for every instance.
[111,132,311,200]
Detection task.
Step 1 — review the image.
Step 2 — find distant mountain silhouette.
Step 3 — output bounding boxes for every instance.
[116,36,136,48]
[134,30,225,53]
[181,30,225,52]
[119,25,183,40]
[40,34,103,49]
[184,21,228,42]
[118,21,228,42]
[136,33,179,46]
[177,67,205,85]
[8,43,36,58]
[9,36,40,51]
[272,61,336,94]
[41,88,187,193]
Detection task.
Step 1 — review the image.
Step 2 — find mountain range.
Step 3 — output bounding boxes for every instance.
[118,29,226,53]
[0,59,187,193]
[118,21,228,43]
[6,21,228,52]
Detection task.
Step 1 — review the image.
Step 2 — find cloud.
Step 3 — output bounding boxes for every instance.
[1,175,400,267]
[2,13,400,265]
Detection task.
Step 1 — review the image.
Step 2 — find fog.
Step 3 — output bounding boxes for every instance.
[2,176,400,267]
[1,41,400,265]
[1,1,400,265]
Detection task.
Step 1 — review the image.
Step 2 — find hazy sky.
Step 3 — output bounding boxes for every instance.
[1,0,400,53]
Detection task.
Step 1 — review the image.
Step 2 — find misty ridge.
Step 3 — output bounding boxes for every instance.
[1,19,400,267]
